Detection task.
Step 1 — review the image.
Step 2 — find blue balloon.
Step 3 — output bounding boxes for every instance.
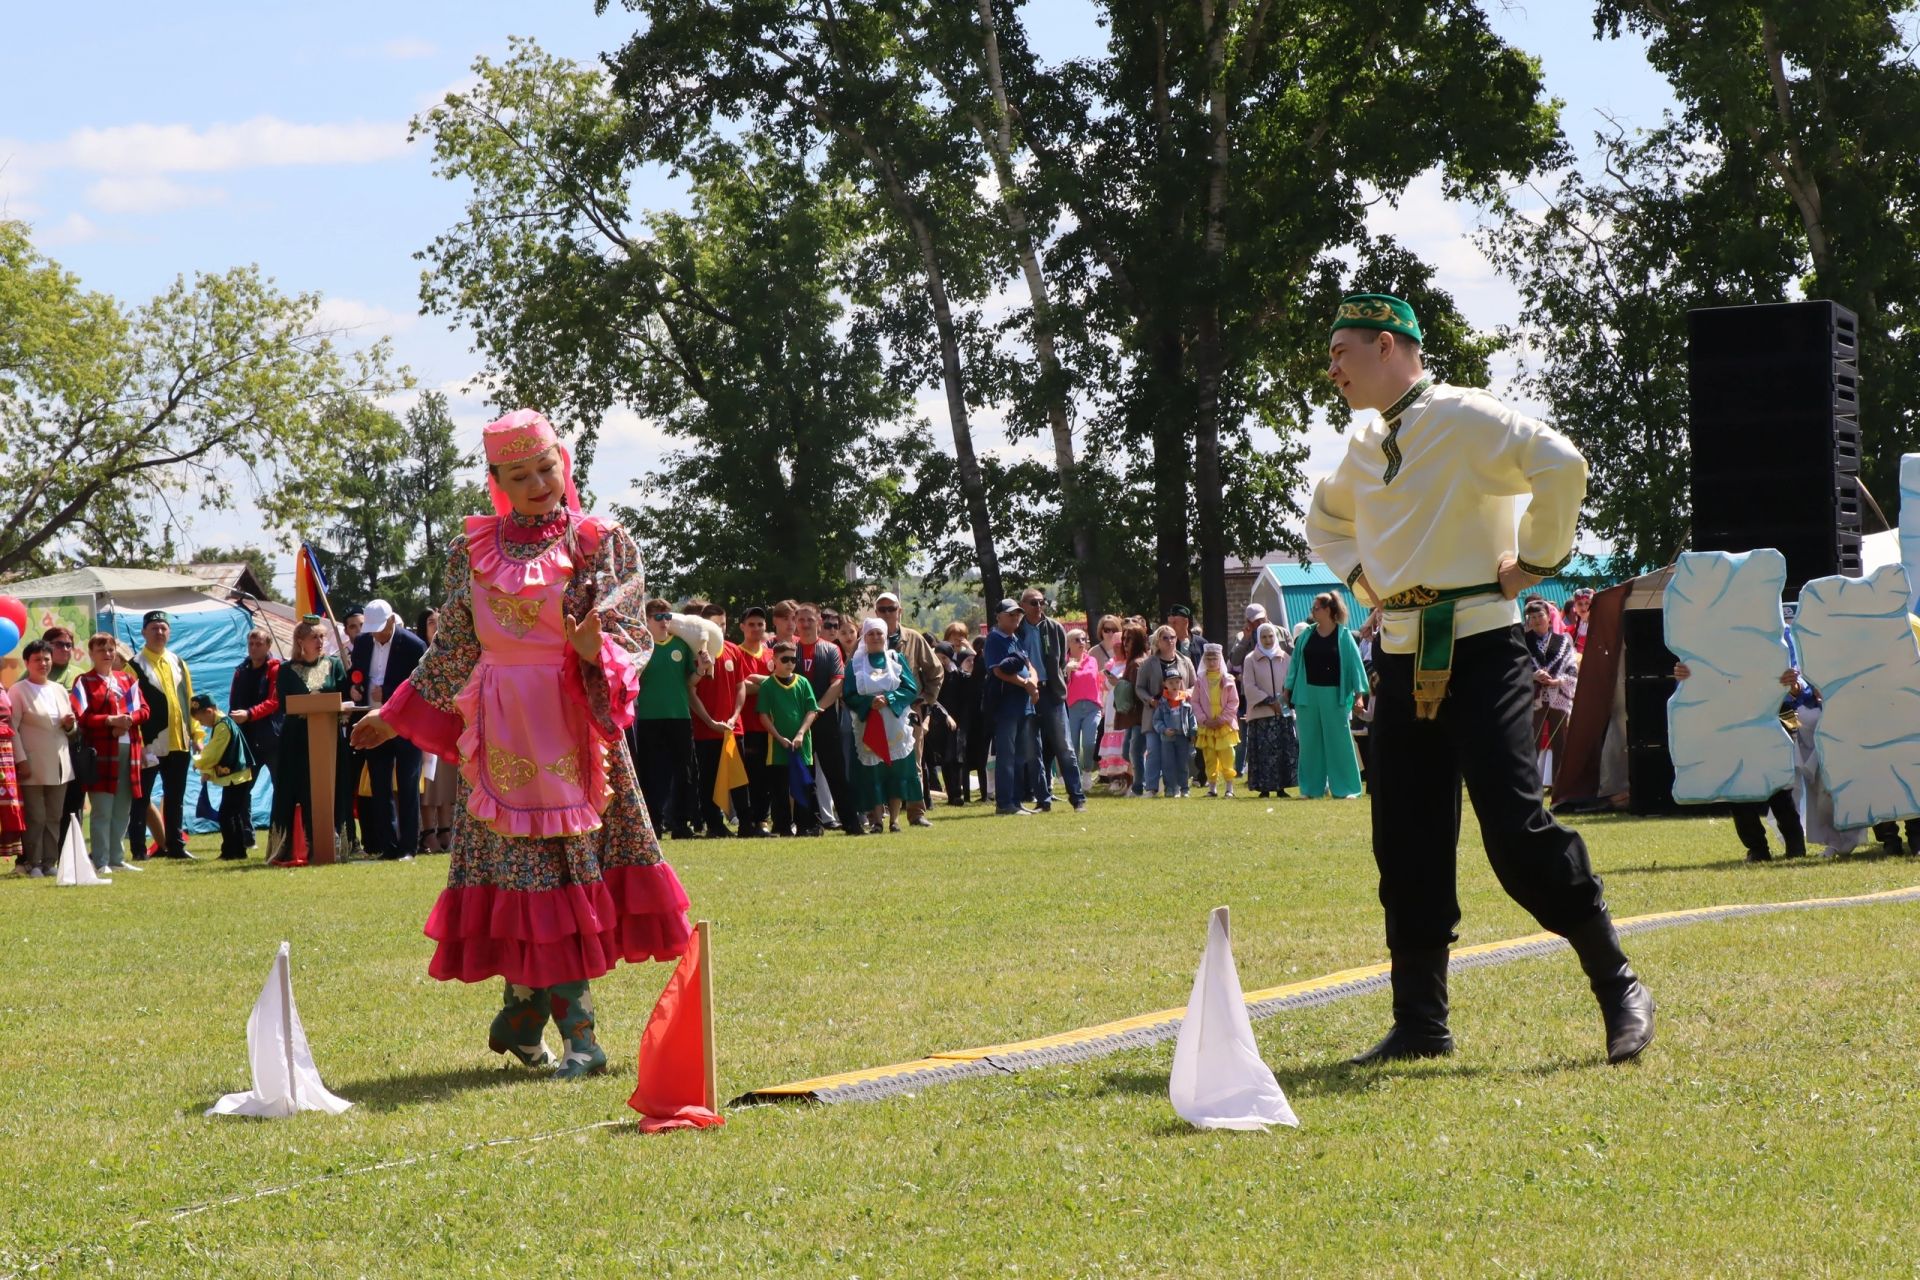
[0,618,17,657]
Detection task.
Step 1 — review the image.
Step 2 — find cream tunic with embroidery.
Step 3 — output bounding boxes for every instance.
[1305,382,1587,656]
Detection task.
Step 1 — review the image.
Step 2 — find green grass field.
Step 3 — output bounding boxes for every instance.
[3,795,1917,1278]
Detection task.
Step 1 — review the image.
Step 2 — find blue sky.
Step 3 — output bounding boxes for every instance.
[2,2,1675,587]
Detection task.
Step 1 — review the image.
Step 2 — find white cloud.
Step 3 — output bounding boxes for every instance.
[312,296,418,335]
[85,174,227,213]
[380,38,438,60]
[35,116,408,175]
[36,211,101,246]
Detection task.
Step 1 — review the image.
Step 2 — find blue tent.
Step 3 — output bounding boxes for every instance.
[101,595,276,835]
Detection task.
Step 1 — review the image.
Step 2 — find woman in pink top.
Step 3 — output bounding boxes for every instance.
[1064,629,1104,779]
[353,410,692,1080]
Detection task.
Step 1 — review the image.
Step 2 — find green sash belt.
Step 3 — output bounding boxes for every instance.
[1377,582,1503,720]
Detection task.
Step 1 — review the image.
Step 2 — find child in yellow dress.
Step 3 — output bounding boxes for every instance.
[1194,644,1241,797]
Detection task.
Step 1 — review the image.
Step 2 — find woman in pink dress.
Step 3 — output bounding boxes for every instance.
[352,410,692,1079]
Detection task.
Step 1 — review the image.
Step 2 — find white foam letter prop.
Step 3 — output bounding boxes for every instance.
[1899,455,1920,615]
[207,942,352,1118]
[1169,906,1297,1131]
[1664,549,1797,803]
[1793,564,1920,830]
[54,817,104,886]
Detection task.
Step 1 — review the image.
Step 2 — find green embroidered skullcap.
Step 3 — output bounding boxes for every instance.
[1331,293,1422,344]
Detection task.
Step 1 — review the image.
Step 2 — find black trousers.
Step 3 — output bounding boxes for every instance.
[629,717,695,836]
[1370,625,1608,952]
[1870,818,1920,849]
[1733,790,1805,856]
[809,709,857,828]
[694,736,751,834]
[130,751,191,857]
[742,731,774,830]
[219,780,254,857]
[361,737,423,856]
[768,759,818,835]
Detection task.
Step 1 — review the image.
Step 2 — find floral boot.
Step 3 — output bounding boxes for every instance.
[547,980,606,1080]
[488,981,556,1068]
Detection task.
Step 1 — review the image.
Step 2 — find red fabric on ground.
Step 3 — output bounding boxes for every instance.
[629,928,723,1133]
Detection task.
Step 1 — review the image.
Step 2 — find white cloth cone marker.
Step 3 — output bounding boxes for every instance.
[1169,906,1298,1131]
[207,942,353,1118]
[54,817,105,886]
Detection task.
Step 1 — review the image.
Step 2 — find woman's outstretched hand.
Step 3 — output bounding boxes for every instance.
[562,611,603,667]
[351,712,397,751]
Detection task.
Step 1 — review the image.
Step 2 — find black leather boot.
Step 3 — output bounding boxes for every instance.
[1348,947,1454,1065]
[1566,913,1655,1064]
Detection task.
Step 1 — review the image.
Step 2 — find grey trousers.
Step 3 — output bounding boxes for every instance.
[21,783,66,871]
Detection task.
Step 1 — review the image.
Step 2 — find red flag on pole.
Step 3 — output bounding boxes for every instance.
[862,705,892,763]
[629,921,724,1133]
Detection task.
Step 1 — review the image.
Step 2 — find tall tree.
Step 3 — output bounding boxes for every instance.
[1482,3,1920,565]
[602,0,1013,605]
[1591,0,1920,505]
[0,220,396,578]
[391,390,485,613]
[314,398,410,613]
[413,42,924,611]
[1022,0,1560,635]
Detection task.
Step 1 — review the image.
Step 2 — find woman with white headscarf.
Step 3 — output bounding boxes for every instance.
[1239,621,1298,798]
[845,617,922,832]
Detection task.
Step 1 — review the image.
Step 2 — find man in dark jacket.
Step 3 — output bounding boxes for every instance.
[1019,587,1087,813]
[347,599,427,860]
[226,627,283,855]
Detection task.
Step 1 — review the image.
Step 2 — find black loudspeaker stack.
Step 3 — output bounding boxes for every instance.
[1687,300,1862,598]
[1621,607,1679,815]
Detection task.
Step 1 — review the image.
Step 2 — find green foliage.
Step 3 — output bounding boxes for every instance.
[1021,0,1561,628]
[0,220,398,579]
[308,392,483,622]
[1488,2,1920,565]
[414,40,929,614]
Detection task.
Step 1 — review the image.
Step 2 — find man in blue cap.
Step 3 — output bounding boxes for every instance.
[1307,293,1653,1067]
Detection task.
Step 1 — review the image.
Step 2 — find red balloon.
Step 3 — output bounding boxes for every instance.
[0,596,25,634]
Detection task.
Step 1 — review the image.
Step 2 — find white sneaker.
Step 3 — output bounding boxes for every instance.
[116,862,143,872]
[97,865,113,875]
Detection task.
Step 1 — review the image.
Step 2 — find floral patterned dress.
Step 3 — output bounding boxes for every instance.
[380,509,692,987]
[0,685,23,862]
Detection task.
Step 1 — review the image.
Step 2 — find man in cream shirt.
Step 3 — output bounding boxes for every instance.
[1307,293,1653,1067]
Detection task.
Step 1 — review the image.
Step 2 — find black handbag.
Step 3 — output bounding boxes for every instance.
[69,731,97,788]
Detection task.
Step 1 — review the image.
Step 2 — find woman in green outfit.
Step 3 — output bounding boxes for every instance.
[1283,592,1369,799]
[267,619,349,865]
[845,617,922,833]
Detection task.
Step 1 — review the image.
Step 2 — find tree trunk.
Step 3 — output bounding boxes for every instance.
[908,210,1004,607]
[1150,325,1192,617]
[1191,0,1234,641]
[972,0,1102,620]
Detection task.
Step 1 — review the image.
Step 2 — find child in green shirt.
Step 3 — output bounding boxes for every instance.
[755,641,820,836]
[191,694,256,860]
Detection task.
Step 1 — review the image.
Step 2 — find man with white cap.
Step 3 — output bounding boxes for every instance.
[348,599,428,860]
[874,591,943,826]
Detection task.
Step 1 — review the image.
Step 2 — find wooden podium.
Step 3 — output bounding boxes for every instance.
[284,692,364,865]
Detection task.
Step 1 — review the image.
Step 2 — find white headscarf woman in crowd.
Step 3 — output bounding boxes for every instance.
[845,617,922,833]
[1239,621,1299,798]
